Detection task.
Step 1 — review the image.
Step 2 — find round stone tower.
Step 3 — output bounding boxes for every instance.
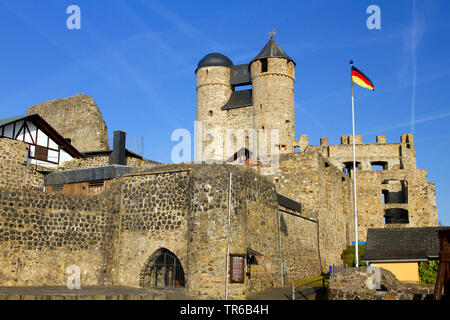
[250,37,296,154]
[195,53,233,161]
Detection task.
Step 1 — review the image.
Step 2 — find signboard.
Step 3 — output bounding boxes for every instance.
[229,254,246,283]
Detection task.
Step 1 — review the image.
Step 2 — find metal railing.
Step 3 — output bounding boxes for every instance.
[288,278,328,300]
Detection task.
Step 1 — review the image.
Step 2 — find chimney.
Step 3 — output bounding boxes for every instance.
[109,131,126,165]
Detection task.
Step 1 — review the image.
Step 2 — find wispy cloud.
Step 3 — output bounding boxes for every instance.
[295,103,327,131]
[140,0,220,50]
[364,109,450,135]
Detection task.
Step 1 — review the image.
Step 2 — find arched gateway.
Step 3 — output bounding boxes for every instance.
[140,248,185,288]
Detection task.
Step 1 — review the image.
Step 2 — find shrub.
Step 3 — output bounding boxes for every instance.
[419,260,439,284]
[341,245,366,267]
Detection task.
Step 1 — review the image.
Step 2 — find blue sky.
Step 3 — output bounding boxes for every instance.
[0,0,449,225]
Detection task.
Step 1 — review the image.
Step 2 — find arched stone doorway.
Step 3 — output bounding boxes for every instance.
[141,248,185,288]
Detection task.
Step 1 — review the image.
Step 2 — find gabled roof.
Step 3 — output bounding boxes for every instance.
[44,165,135,186]
[252,38,295,65]
[0,114,82,158]
[362,227,450,262]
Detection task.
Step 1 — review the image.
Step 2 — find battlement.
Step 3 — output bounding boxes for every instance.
[295,133,414,148]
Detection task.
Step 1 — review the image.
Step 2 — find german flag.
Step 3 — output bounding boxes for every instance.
[351,66,374,90]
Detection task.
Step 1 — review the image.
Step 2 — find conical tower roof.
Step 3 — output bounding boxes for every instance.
[251,38,295,65]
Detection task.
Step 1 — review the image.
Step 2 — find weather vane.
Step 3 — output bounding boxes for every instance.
[269,29,277,40]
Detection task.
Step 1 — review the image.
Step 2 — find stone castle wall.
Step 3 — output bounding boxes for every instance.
[115,165,192,288]
[299,135,437,241]
[0,161,319,299]
[186,164,281,299]
[269,150,354,272]
[0,188,118,286]
[117,164,288,299]
[306,134,417,171]
[354,169,437,240]
[0,138,45,191]
[60,154,158,170]
[196,58,296,161]
[26,94,109,153]
[328,267,434,300]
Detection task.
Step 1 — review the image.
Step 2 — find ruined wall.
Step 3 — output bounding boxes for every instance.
[0,138,45,190]
[299,135,437,241]
[270,150,354,273]
[328,267,434,300]
[0,188,118,286]
[354,169,438,240]
[60,154,158,170]
[26,94,109,153]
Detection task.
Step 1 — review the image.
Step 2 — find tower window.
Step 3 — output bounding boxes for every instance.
[209,110,213,116]
[261,58,268,73]
[285,120,290,129]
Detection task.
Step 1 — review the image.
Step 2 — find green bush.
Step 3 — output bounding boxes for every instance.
[419,260,439,284]
[341,245,366,267]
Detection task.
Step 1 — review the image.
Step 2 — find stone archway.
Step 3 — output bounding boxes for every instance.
[140,248,185,288]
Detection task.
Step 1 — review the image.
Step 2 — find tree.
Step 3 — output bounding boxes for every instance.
[341,245,366,267]
[419,260,439,284]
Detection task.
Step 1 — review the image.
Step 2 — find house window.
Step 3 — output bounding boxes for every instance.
[209,110,213,116]
[35,145,48,161]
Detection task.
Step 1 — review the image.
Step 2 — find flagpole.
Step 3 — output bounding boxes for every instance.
[350,60,359,268]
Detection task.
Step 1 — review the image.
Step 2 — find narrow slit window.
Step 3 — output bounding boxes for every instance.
[261,58,268,73]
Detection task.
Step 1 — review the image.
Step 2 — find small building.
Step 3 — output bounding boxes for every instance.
[362,227,450,282]
[0,114,82,167]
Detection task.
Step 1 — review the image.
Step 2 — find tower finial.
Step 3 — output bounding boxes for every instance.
[269,29,277,40]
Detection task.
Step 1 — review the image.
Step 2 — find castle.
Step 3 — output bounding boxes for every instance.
[0,36,438,299]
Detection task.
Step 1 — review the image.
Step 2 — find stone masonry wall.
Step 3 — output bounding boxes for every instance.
[0,138,45,191]
[355,169,438,240]
[186,164,282,299]
[26,94,109,153]
[270,150,354,274]
[301,135,437,241]
[60,154,158,170]
[113,164,285,299]
[115,165,192,288]
[0,188,119,286]
[329,267,434,300]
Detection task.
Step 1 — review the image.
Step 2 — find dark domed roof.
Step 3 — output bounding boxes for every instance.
[196,53,233,72]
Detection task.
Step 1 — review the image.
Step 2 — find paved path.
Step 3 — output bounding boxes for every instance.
[246,286,292,300]
[0,286,172,300]
[0,284,325,300]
